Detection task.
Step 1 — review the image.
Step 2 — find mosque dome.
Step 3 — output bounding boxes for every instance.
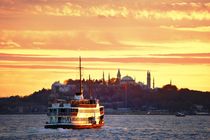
[121,76,134,81]
[52,81,62,87]
[120,75,135,85]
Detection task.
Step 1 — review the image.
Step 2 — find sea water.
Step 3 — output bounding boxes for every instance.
[0,115,209,140]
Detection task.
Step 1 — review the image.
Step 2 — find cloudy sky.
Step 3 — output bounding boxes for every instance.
[0,0,210,97]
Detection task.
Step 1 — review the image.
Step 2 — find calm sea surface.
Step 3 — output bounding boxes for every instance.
[0,115,209,140]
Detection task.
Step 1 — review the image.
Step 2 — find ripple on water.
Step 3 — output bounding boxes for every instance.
[0,115,210,139]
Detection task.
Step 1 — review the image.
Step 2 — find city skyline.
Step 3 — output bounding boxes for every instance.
[0,0,210,97]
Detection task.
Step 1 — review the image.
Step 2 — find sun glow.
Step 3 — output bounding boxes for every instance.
[0,0,210,97]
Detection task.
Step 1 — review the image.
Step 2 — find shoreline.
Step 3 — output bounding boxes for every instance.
[0,113,209,116]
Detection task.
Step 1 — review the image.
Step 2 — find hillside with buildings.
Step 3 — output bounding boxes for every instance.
[0,69,210,115]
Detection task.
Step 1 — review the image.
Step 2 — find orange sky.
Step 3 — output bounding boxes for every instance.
[0,0,210,97]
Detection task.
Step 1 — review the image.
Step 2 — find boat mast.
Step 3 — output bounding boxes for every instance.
[74,56,84,100]
[79,56,82,94]
[89,74,93,99]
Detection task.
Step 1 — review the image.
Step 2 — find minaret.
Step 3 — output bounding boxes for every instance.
[102,71,105,84]
[153,77,155,89]
[89,74,93,99]
[117,69,121,81]
[108,73,111,85]
[147,70,151,89]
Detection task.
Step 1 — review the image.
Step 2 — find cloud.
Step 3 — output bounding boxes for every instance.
[0,41,21,48]
[95,41,112,45]
[88,5,129,18]
[1,1,210,21]
[0,53,50,57]
[0,0,15,5]
[0,64,73,70]
[32,41,46,46]
[30,3,210,21]
[134,10,210,21]
[0,64,147,72]
[0,30,131,50]
[1,53,210,64]
[149,53,210,58]
[1,1,210,31]
[161,25,210,32]
[0,1,210,52]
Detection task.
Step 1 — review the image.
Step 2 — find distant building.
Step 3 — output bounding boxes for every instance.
[153,77,155,89]
[120,76,135,85]
[102,71,105,84]
[116,69,121,84]
[162,84,178,91]
[51,81,74,93]
[108,73,111,85]
[147,71,151,89]
[137,81,147,88]
[117,69,121,81]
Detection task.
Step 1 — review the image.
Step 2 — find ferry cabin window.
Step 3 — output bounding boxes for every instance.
[90,100,96,104]
[58,117,61,123]
[60,109,66,112]
[100,107,104,112]
[49,109,56,113]
[71,109,78,112]
[50,116,56,123]
[100,115,104,119]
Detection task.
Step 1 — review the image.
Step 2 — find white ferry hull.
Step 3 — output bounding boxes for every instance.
[45,57,104,129]
[45,101,104,129]
[45,123,104,129]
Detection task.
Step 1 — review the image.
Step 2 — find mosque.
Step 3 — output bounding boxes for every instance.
[117,69,135,85]
[108,69,154,89]
[52,68,154,94]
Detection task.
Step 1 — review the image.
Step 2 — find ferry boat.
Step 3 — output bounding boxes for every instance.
[175,112,185,117]
[45,57,104,129]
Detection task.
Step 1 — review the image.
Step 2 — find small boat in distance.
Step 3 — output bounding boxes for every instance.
[45,57,104,129]
[175,112,186,117]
